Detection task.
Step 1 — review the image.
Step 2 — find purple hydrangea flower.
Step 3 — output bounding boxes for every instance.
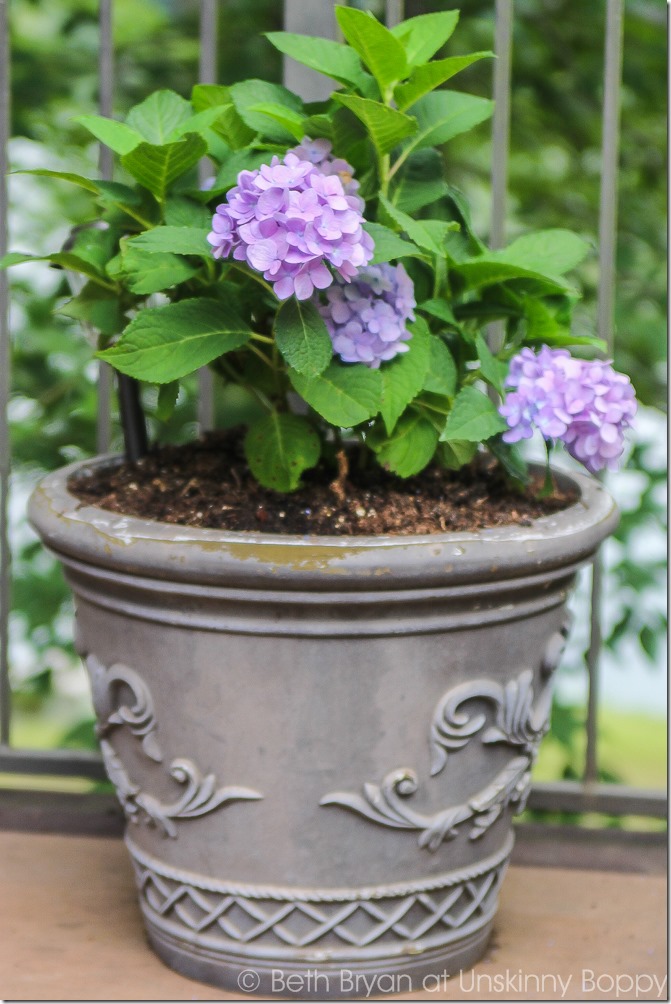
[289,136,362,205]
[316,263,416,368]
[207,151,373,301]
[499,345,637,473]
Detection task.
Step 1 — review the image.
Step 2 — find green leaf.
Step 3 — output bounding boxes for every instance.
[126,90,192,144]
[76,115,142,154]
[119,247,198,295]
[164,197,212,229]
[400,90,493,158]
[11,168,100,194]
[419,298,459,327]
[364,223,423,264]
[423,339,457,396]
[191,85,256,149]
[126,226,209,256]
[0,250,112,287]
[335,6,408,94]
[289,361,381,427]
[191,84,231,112]
[380,317,430,434]
[98,298,252,383]
[56,282,125,336]
[210,149,271,193]
[373,412,439,477]
[456,231,591,293]
[475,333,507,394]
[248,102,305,142]
[332,93,416,156]
[244,412,321,492]
[390,10,460,66]
[379,194,451,254]
[439,439,477,470]
[156,381,180,422]
[274,299,332,378]
[493,230,591,276]
[488,438,529,484]
[264,32,372,94]
[229,80,303,142]
[121,135,207,200]
[391,149,448,214]
[67,225,119,273]
[441,386,507,443]
[394,52,493,111]
[96,180,143,209]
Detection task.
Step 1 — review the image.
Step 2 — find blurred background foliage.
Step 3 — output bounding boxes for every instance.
[4,0,666,795]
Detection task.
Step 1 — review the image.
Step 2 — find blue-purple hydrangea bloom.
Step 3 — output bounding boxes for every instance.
[207,143,373,301]
[317,263,416,368]
[499,346,637,473]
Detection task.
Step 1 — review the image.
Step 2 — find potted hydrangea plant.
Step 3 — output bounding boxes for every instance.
[4,6,635,997]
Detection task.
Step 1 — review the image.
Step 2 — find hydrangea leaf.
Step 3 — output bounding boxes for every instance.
[418,298,459,327]
[390,149,448,214]
[164,198,213,229]
[10,168,101,194]
[372,412,439,477]
[475,333,507,394]
[0,250,112,288]
[289,362,381,428]
[98,298,252,383]
[191,85,257,148]
[156,381,180,422]
[332,93,417,156]
[423,339,457,397]
[244,412,321,492]
[488,438,529,484]
[439,439,478,470]
[76,115,143,155]
[56,282,125,336]
[440,386,508,443]
[380,316,430,434]
[390,11,460,67]
[400,91,493,159]
[264,32,373,95]
[454,231,591,293]
[118,248,199,295]
[394,52,493,111]
[275,299,333,378]
[229,80,303,142]
[248,102,306,142]
[126,226,209,256]
[121,135,207,201]
[364,223,423,264]
[335,7,408,94]
[125,90,192,144]
[379,194,445,254]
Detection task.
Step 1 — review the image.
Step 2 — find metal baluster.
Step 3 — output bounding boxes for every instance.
[283,0,339,100]
[96,0,113,454]
[384,0,403,28]
[486,0,513,357]
[584,0,625,784]
[0,0,11,745]
[197,0,218,432]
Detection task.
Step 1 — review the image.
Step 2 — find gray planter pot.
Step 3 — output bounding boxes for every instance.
[29,457,617,998]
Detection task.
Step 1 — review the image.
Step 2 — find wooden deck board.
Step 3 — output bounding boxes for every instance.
[0,831,666,1001]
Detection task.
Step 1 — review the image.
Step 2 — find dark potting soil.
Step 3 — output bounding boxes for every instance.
[69,432,577,536]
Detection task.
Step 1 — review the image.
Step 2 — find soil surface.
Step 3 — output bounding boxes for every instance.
[69,433,577,536]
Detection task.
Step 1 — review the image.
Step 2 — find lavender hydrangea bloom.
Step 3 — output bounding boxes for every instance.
[499,345,637,473]
[207,151,373,301]
[289,136,362,205]
[316,263,416,368]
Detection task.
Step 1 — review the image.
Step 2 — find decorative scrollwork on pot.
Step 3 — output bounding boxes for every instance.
[82,649,262,838]
[322,627,569,850]
[87,654,163,762]
[99,740,262,838]
[321,756,531,851]
[430,666,555,777]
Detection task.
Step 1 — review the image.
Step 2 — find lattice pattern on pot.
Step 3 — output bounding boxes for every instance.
[136,864,504,949]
